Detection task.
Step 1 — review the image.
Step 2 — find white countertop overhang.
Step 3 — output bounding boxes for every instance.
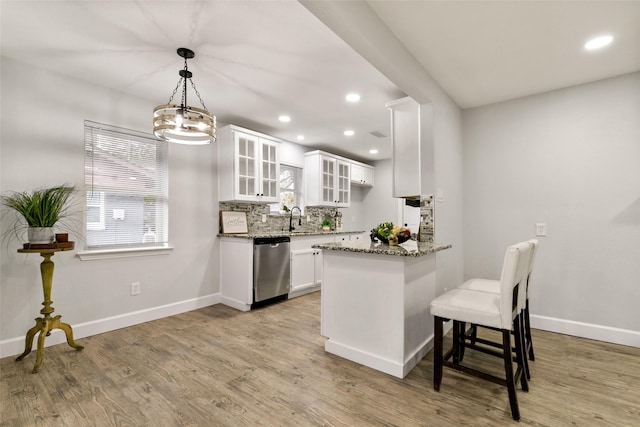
[313,240,451,257]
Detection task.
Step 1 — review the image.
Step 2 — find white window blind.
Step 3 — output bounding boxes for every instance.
[84,120,168,249]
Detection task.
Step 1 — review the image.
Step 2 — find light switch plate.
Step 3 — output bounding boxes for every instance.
[535,223,547,237]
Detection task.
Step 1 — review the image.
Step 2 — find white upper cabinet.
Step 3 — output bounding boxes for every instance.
[218,125,280,203]
[305,151,351,207]
[386,97,434,198]
[350,162,375,187]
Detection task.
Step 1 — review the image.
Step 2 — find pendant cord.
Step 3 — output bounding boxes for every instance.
[181,57,188,110]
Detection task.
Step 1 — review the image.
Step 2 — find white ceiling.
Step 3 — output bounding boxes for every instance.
[2,1,639,161]
[368,0,640,109]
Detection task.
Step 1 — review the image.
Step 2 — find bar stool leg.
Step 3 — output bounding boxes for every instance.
[524,299,535,361]
[514,315,529,391]
[502,329,520,421]
[518,312,531,380]
[433,316,444,391]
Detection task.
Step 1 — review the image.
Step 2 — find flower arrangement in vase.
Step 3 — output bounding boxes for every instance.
[280,192,295,214]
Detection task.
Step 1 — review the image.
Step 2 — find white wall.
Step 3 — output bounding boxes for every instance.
[279,139,307,168]
[361,160,397,231]
[463,72,640,346]
[0,57,219,356]
[300,1,465,299]
[338,185,365,232]
[431,94,464,297]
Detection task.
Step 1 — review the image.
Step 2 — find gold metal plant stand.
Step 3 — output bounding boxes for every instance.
[15,243,83,373]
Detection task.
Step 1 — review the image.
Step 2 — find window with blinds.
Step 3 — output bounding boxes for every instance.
[270,164,303,213]
[84,120,168,249]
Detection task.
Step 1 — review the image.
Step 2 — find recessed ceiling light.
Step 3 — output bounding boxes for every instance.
[278,115,291,122]
[297,135,304,141]
[584,35,614,50]
[346,93,360,102]
[369,149,379,154]
[344,130,355,136]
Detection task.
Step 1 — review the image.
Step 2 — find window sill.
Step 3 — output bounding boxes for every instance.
[269,212,304,217]
[77,245,174,261]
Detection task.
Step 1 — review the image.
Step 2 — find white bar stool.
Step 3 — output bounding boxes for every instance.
[430,241,532,421]
[459,239,538,378]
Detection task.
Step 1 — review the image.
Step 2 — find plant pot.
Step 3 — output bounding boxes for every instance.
[55,233,69,243]
[28,227,54,244]
[322,226,331,232]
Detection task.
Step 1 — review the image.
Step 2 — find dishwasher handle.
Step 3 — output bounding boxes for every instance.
[254,236,291,245]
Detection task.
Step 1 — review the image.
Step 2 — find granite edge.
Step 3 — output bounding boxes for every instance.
[218,230,366,239]
[311,242,452,257]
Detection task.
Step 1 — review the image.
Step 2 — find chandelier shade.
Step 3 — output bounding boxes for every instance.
[153,48,216,145]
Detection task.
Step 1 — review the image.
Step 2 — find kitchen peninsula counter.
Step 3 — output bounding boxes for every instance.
[218,230,365,239]
[312,239,451,256]
[315,239,452,378]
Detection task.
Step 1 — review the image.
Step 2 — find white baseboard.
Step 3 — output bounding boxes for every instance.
[325,335,434,379]
[325,339,405,378]
[531,314,640,348]
[403,335,434,378]
[288,285,320,299]
[1,293,221,358]
[220,296,251,312]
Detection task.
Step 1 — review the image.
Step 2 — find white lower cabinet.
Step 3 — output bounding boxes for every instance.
[219,237,254,311]
[349,232,369,241]
[288,234,352,299]
[290,248,322,297]
[220,234,363,310]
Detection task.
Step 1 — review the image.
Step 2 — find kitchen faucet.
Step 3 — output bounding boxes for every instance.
[289,206,302,232]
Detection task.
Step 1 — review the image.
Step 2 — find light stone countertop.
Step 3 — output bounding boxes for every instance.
[312,239,452,257]
[218,230,365,239]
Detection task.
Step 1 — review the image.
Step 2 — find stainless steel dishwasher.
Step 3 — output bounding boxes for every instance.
[253,236,291,305]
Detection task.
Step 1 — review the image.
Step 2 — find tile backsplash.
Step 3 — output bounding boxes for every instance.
[219,202,342,234]
[220,195,433,241]
[419,195,434,243]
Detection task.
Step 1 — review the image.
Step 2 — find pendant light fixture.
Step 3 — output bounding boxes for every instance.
[153,47,216,145]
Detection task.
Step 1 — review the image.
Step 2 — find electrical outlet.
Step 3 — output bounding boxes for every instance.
[307,215,310,222]
[261,214,267,223]
[130,282,141,296]
[535,223,547,237]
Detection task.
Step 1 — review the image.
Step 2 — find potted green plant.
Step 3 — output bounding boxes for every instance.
[321,218,332,232]
[1,185,76,244]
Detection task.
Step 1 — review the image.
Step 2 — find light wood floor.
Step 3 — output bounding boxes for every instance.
[2,292,639,426]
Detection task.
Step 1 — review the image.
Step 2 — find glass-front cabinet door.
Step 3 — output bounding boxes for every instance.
[219,125,281,203]
[321,157,335,204]
[233,132,280,202]
[304,151,351,207]
[336,160,350,206]
[235,133,259,200]
[260,139,280,203]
